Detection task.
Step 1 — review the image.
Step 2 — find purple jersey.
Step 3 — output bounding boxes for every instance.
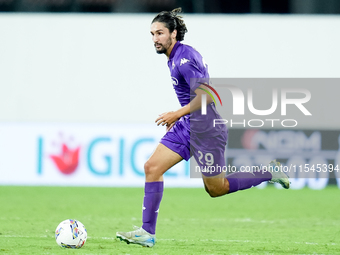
[167,41,225,137]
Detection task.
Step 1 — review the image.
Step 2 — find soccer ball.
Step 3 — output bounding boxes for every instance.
[55,219,87,248]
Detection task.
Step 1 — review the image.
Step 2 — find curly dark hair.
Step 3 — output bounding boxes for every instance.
[151,7,188,41]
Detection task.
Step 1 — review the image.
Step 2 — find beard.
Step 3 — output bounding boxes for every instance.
[155,36,172,54]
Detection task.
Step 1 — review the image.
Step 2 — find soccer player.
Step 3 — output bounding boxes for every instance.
[116,8,289,248]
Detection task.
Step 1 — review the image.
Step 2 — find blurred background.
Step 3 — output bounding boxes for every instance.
[1,0,340,14]
[0,0,339,189]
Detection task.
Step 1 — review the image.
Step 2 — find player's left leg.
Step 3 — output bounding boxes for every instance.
[202,169,270,197]
[202,160,290,197]
[194,130,289,197]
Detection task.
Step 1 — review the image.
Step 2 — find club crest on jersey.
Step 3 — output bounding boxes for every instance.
[172,60,175,69]
[180,58,189,66]
[171,77,178,86]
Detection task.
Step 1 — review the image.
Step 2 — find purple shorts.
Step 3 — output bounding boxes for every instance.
[160,117,228,177]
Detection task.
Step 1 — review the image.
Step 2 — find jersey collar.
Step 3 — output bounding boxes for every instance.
[168,41,181,60]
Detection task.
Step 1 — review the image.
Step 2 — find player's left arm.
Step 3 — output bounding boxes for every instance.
[155,54,211,129]
[155,84,213,128]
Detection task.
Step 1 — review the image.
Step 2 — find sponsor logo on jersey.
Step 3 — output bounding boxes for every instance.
[171,77,178,86]
[180,58,189,66]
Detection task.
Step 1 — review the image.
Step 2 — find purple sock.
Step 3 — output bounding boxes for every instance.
[142,181,163,235]
[226,169,272,194]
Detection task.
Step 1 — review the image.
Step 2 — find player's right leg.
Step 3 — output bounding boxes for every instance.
[116,143,183,247]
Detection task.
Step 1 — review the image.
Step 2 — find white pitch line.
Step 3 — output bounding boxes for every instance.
[156,239,340,246]
[1,235,338,247]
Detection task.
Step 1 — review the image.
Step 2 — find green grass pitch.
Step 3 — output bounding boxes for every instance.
[0,185,339,255]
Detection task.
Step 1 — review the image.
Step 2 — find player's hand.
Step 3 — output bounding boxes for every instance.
[166,122,176,132]
[155,111,179,127]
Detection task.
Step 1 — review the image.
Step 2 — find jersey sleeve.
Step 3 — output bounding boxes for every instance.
[178,54,209,92]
